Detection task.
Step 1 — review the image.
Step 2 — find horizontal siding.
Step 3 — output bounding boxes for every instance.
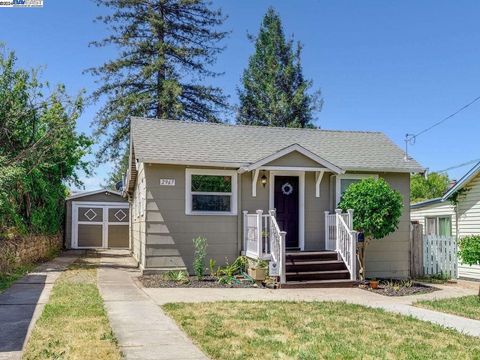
[411,202,456,237]
[458,173,480,237]
[458,264,480,280]
[457,173,480,280]
[143,164,238,273]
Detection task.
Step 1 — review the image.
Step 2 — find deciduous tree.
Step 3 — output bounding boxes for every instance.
[338,178,403,280]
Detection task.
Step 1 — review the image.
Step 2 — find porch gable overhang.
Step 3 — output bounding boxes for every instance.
[237,144,344,175]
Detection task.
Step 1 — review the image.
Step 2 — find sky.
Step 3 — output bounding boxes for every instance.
[1,0,480,190]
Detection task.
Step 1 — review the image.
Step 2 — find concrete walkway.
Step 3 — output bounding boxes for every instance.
[97,250,207,360]
[144,282,480,337]
[0,251,81,360]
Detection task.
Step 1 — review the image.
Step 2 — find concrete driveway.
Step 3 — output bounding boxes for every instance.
[0,251,81,360]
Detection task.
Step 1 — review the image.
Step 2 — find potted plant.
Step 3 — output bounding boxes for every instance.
[248,260,267,281]
[369,278,379,289]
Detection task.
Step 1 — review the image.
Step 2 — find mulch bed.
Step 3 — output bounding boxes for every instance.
[139,275,266,288]
[359,280,439,296]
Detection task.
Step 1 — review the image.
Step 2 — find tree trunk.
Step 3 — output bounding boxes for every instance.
[357,238,371,281]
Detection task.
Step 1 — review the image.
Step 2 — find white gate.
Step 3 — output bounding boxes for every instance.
[423,235,458,278]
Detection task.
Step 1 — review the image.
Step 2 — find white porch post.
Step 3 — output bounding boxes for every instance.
[351,231,358,280]
[324,211,330,250]
[279,231,287,284]
[335,209,342,252]
[256,209,263,257]
[242,210,248,253]
[347,208,354,230]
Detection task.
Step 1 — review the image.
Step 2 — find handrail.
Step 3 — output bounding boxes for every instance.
[335,210,357,280]
[243,210,286,284]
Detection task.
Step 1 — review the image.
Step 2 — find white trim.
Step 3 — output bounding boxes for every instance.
[269,170,305,250]
[239,144,344,174]
[334,174,378,205]
[66,189,123,200]
[140,158,245,168]
[185,168,238,216]
[258,166,331,172]
[252,169,260,197]
[315,171,325,197]
[71,201,129,249]
[344,167,424,173]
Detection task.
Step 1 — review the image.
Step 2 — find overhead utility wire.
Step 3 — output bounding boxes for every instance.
[435,158,480,173]
[404,95,480,159]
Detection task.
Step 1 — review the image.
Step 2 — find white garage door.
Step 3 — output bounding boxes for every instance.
[72,202,129,249]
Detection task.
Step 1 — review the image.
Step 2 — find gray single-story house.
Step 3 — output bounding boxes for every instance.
[411,162,480,280]
[124,117,423,286]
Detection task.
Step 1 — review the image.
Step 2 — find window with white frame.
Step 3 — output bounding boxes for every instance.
[335,174,378,205]
[425,216,451,237]
[185,169,237,215]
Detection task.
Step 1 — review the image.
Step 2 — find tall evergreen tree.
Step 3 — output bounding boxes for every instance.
[87,0,229,182]
[237,7,322,127]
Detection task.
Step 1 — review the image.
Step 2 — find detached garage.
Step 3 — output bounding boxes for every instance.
[65,190,129,249]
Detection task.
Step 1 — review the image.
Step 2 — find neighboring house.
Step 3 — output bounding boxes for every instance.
[124,118,423,286]
[411,162,480,280]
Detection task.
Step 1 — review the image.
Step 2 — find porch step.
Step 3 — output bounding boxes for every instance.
[286,269,350,281]
[282,251,353,288]
[286,251,338,261]
[280,279,357,289]
[286,260,347,272]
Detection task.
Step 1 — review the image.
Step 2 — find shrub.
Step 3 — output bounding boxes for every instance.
[338,178,403,280]
[459,235,480,266]
[192,237,207,279]
[163,270,189,283]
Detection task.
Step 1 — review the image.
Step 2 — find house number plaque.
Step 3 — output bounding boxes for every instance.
[159,179,175,186]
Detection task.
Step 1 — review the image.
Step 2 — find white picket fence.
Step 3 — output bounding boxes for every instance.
[423,235,458,278]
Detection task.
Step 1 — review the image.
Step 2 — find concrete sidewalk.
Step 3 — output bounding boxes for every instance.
[97,250,207,360]
[0,251,81,360]
[144,283,480,337]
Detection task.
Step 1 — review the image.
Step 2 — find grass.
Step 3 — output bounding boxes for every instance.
[0,247,60,293]
[0,263,35,293]
[23,258,123,360]
[163,301,480,360]
[416,295,480,320]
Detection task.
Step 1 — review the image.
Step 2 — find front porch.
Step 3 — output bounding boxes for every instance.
[242,209,358,287]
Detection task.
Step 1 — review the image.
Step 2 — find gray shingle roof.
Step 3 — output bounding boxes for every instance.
[131,117,424,173]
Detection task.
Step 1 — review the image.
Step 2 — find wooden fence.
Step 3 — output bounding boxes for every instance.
[423,235,458,278]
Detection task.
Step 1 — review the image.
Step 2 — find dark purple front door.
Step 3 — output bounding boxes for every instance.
[274,176,299,248]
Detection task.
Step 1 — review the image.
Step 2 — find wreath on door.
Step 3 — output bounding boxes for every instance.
[281,182,294,195]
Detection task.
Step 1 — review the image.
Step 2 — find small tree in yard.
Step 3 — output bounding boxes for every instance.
[458,235,480,298]
[338,178,403,280]
[192,237,207,279]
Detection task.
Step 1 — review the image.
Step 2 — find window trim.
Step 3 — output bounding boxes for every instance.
[185,169,238,216]
[335,174,378,205]
[425,216,452,237]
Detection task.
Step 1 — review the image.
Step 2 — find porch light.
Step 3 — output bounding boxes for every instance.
[261,174,268,187]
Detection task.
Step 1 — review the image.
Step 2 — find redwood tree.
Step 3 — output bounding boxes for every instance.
[87,0,229,184]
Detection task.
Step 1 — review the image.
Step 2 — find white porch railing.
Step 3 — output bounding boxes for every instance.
[325,209,358,280]
[243,210,286,283]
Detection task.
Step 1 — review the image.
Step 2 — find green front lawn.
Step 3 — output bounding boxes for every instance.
[23,259,122,360]
[416,295,480,321]
[163,301,480,360]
